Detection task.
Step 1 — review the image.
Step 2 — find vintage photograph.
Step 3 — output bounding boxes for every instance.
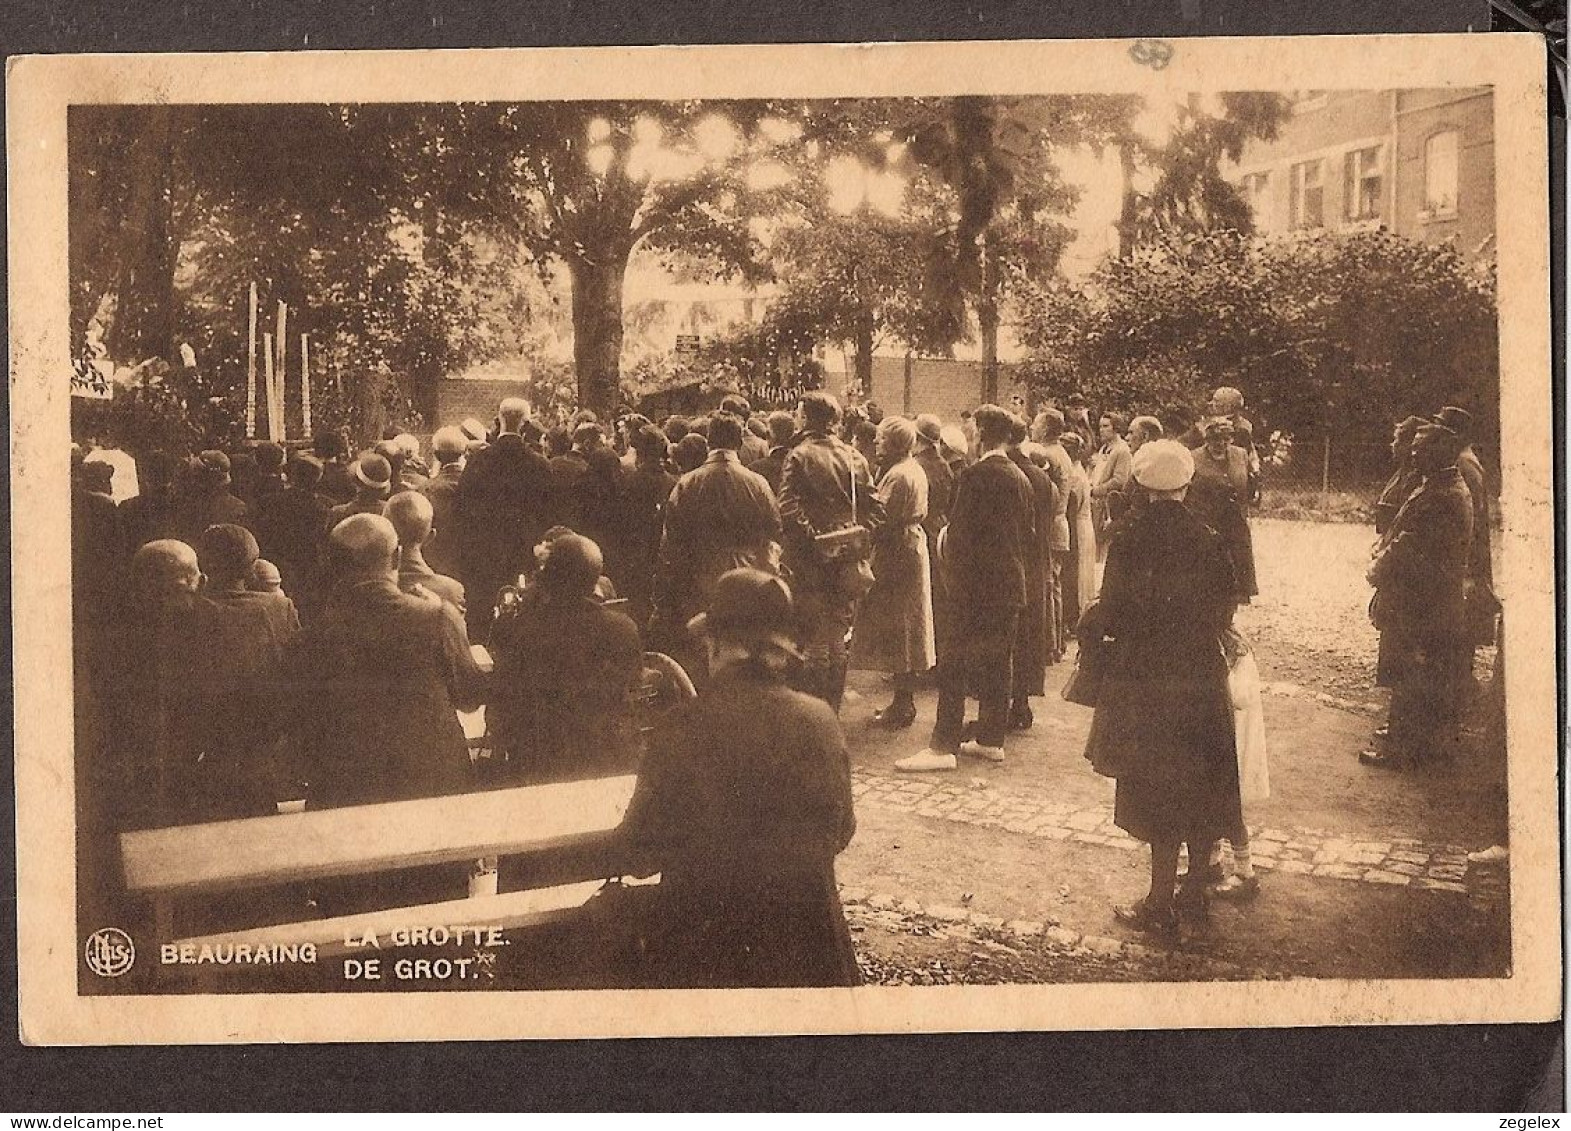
[10,37,1558,1042]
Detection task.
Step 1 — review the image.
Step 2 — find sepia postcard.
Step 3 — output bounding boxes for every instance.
[9,34,1559,1045]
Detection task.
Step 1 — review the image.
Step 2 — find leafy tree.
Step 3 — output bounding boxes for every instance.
[1016,228,1498,472]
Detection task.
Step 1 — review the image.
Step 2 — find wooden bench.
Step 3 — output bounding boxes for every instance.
[119,774,640,961]
[118,647,695,975]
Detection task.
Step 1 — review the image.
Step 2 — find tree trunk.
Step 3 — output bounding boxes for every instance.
[108,105,177,366]
[1116,140,1140,260]
[854,311,874,402]
[569,255,628,419]
[978,232,1000,404]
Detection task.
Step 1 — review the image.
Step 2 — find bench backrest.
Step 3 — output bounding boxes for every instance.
[120,774,637,897]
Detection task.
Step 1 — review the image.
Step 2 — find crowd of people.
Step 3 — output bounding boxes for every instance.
[69,377,1497,977]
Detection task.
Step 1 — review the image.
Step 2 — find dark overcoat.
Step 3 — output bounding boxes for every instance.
[1082,500,1241,844]
[453,433,557,634]
[286,578,485,809]
[941,452,1033,701]
[489,590,643,784]
[619,663,860,988]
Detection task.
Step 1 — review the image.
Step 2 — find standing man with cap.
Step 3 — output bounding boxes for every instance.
[620,568,860,988]
[778,392,883,712]
[1361,421,1474,771]
[898,404,1033,772]
[454,397,557,642]
[654,411,781,677]
[1080,439,1240,940]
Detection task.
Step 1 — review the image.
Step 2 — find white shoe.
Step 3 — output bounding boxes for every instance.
[895,749,958,773]
[959,740,1006,763]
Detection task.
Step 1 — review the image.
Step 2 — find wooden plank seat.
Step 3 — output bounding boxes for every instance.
[121,774,638,899]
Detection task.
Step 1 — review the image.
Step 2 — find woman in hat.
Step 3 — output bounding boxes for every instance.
[1080,439,1241,939]
[621,568,860,987]
[852,417,936,728]
[1188,416,1259,603]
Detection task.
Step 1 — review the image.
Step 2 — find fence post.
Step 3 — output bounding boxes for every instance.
[1321,434,1332,509]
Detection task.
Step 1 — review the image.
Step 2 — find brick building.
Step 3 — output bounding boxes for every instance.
[1227,87,1495,260]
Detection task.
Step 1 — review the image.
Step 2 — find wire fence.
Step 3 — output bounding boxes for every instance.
[1253,436,1395,523]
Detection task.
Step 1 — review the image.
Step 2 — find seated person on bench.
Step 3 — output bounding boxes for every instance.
[618,568,860,989]
[489,533,642,785]
[284,513,487,810]
[106,539,288,826]
[386,489,467,616]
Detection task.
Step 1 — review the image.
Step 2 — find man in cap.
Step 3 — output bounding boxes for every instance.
[251,442,288,507]
[386,490,466,614]
[1360,421,1474,771]
[489,532,642,784]
[420,425,469,578]
[655,411,782,674]
[779,392,883,711]
[392,433,431,491]
[174,449,249,545]
[454,397,557,642]
[285,513,485,809]
[899,404,1033,771]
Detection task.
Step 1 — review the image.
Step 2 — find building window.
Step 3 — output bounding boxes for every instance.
[1424,129,1459,217]
[1343,146,1383,222]
[1240,171,1273,231]
[1289,159,1324,229]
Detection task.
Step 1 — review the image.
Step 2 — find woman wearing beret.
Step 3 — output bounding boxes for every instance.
[1081,440,1242,940]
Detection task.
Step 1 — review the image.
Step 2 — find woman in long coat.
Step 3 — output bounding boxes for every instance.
[620,568,861,988]
[1081,441,1241,939]
[1059,432,1099,630]
[853,417,936,728]
[1188,417,1259,603]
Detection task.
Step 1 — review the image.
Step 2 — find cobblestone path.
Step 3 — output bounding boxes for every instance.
[850,767,1507,909]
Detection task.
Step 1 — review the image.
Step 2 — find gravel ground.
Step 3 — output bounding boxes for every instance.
[1234,517,1384,704]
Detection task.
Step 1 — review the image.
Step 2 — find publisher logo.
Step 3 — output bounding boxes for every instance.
[85,927,135,977]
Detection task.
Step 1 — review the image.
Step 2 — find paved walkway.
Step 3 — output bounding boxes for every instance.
[850,767,1506,908]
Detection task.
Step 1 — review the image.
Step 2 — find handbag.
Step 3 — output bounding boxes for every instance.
[1062,627,1108,708]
